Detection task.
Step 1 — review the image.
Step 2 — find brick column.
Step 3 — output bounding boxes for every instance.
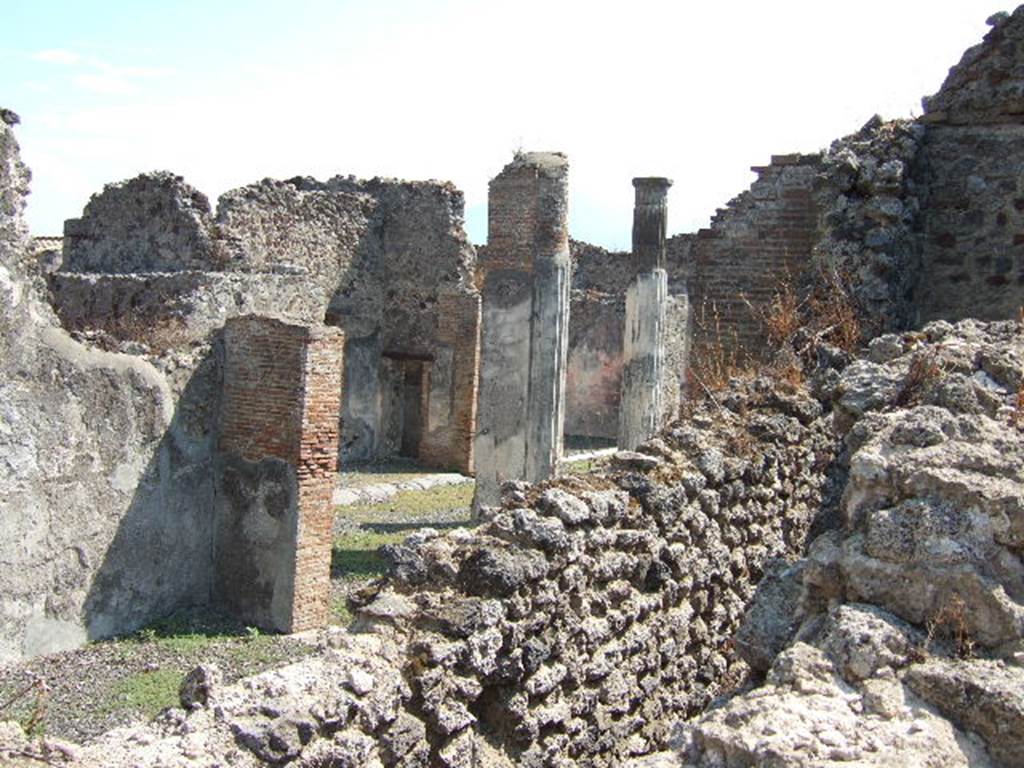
[474,152,571,508]
[215,316,344,633]
[619,177,672,450]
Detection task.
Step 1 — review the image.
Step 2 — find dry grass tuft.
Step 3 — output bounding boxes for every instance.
[925,594,976,659]
[688,299,751,395]
[895,347,944,407]
[0,677,48,737]
[807,267,862,353]
[761,277,803,347]
[66,314,192,356]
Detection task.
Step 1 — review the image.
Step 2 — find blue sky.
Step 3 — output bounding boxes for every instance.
[2,1,997,248]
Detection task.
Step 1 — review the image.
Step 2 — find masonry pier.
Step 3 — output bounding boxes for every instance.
[214,316,344,633]
[474,153,571,507]
[619,176,672,450]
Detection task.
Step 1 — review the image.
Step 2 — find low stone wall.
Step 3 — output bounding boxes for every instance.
[358,374,839,766]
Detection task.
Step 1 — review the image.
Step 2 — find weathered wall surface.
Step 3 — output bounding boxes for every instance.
[49,271,321,350]
[566,239,687,443]
[566,292,624,440]
[0,113,217,662]
[812,117,923,336]
[913,10,1024,324]
[914,124,1024,322]
[571,239,634,295]
[215,177,373,286]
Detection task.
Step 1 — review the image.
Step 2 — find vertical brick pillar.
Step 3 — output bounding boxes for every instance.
[619,177,672,450]
[215,316,344,633]
[474,152,571,508]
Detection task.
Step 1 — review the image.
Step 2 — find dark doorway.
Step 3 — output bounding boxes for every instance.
[400,360,425,458]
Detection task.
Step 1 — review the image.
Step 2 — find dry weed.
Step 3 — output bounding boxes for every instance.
[925,595,976,659]
[761,278,802,347]
[69,314,191,355]
[0,677,48,737]
[895,347,944,407]
[689,298,751,394]
[806,266,862,353]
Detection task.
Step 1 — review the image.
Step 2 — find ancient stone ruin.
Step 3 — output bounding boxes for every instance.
[1,7,1024,768]
[474,152,572,508]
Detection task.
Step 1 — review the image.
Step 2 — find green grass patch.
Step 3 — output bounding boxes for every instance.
[561,458,594,474]
[332,593,355,626]
[337,482,473,523]
[331,529,409,578]
[106,667,182,719]
[129,609,257,654]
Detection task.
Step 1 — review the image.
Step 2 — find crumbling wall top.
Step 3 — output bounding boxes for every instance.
[922,6,1024,125]
[495,150,569,179]
[62,171,218,273]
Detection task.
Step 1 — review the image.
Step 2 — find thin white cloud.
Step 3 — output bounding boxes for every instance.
[32,48,81,65]
[72,72,138,95]
[30,49,173,95]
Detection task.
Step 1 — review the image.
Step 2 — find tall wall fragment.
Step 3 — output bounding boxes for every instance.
[619,177,672,449]
[913,9,1024,323]
[475,152,571,506]
[215,316,344,633]
[0,113,217,662]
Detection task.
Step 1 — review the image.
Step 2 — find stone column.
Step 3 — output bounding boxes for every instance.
[474,152,571,508]
[619,177,672,450]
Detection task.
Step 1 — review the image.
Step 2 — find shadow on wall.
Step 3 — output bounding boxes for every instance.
[82,343,222,641]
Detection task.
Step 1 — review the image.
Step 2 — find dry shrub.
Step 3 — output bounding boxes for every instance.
[0,677,48,737]
[761,277,802,347]
[806,267,862,353]
[925,594,975,659]
[895,347,944,407]
[688,298,751,394]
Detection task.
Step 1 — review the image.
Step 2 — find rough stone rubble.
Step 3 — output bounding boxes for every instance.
[635,319,1024,768]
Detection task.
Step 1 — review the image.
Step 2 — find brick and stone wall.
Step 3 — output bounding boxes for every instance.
[54,172,481,471]
[685,154,821,360]
[215,316,343,633]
